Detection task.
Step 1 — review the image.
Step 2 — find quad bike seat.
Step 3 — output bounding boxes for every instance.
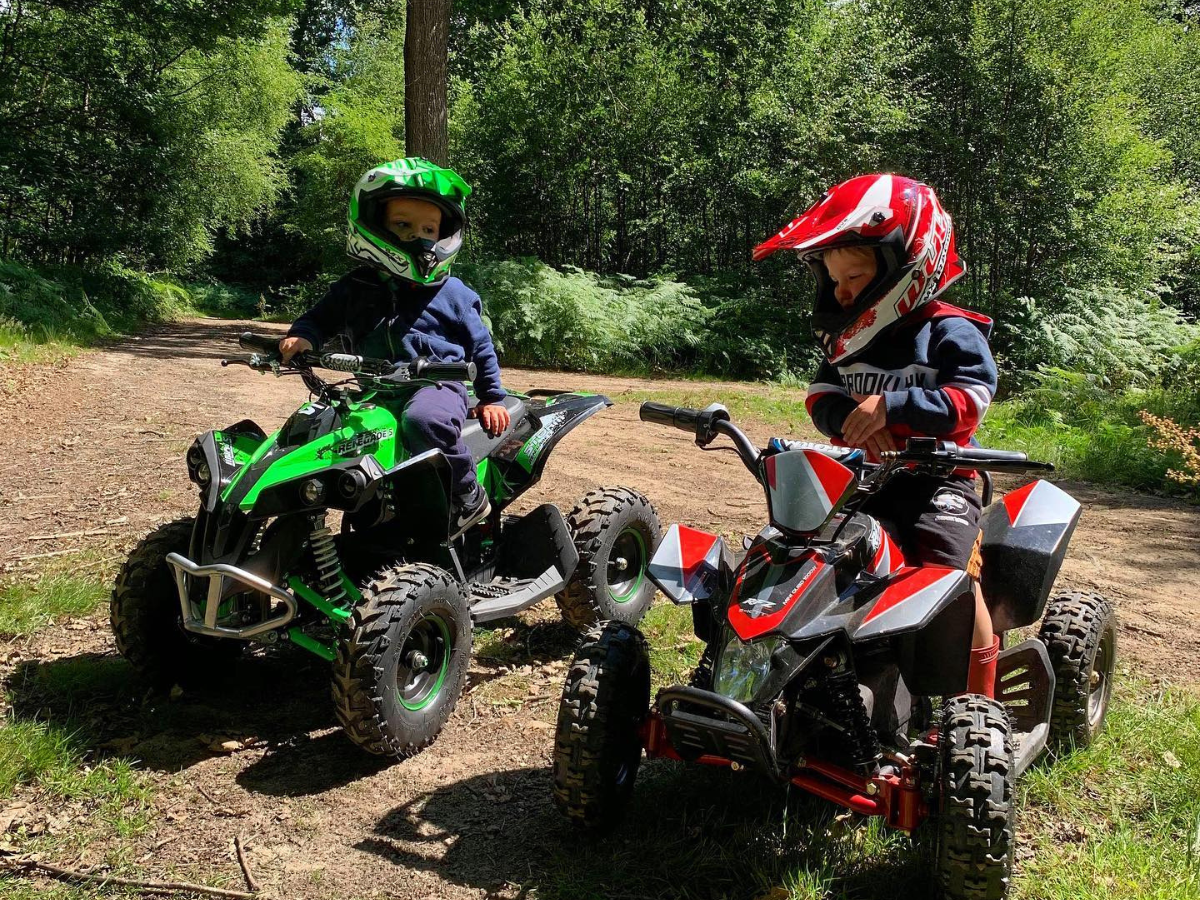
[462,395,528,462]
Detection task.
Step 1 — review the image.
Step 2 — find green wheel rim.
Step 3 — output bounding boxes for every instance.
[608,527,647,604]
[396,613,452,711]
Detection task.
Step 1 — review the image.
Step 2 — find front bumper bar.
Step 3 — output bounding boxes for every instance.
[164,552,296,639]
[652,686,779,774]
[641,685,927,831]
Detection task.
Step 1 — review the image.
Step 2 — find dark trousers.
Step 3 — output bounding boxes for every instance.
[861,471,982,569]
[400,383,476,497]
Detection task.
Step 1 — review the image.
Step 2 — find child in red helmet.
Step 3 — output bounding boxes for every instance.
[753,174,1000,697]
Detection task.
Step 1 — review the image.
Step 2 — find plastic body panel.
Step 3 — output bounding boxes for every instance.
[980,479,1081,631]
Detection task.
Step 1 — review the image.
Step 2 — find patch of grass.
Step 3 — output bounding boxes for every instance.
[612,385,817,437]
[0,259,262,364]
[0,318,82,365]
[1016,684,1200,899]
[473,626,525,664]
[980,375,1200,499]
[0,884,101,899]
[0,575,108,637]
[0,719,149,820]
[640,601,704,690]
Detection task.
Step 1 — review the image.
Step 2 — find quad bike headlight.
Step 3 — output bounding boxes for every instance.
[713,634,782,703]
[300,478,325,505]
[195,461,212,488]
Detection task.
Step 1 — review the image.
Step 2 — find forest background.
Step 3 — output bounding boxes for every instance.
[2,0,1200,493]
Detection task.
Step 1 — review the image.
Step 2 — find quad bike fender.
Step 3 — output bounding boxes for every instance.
[980,479,1081,631]
[647,524,734,605]
[190,421,267,513]
[513,394,610,480]
[376,448,454,536]
[853,566,975,695]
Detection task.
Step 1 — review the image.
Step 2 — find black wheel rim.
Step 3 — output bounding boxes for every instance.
[608,528,647,603]
[1088,624,1116,730]
[395,613,452,711]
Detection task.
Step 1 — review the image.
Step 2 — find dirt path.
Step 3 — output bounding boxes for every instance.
[1,319,1197,899]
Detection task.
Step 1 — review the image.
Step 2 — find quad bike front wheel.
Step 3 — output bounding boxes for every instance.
[111,517,242,685]
[552,620,650,831]
[935,694,1016,900]
[1038,591,1117,751]
[556,487,660,630]
[333,564,471,758]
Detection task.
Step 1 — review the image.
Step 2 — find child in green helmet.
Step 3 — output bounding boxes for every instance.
[279,158,509,537]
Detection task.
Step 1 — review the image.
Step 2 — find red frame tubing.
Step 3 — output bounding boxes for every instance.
[640,714,927,831]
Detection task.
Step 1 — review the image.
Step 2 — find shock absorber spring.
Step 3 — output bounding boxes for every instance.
[824,665,880,770]
[308,515,347,605]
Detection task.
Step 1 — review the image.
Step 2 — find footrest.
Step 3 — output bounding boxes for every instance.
[996,638,1056,774]
[470,569,567,621]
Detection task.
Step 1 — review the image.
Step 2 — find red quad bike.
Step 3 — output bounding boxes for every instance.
[552,402,1117,900]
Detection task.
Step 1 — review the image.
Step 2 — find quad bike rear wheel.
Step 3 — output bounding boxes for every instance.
[111,517,242,685]
[935,694,1016,900]
[556,487,660,629]
[552,620,650,831]
[332,564,471,758]
[1038,591,1117,751]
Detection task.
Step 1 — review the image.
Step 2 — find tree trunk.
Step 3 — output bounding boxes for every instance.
[404,0,450,165]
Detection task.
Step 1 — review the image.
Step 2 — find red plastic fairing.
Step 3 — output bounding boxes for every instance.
[646,524,723,604]
[726,546,826,641]
[869,527,905,576]
[1002,481,1038,526]
[861,564,959,625]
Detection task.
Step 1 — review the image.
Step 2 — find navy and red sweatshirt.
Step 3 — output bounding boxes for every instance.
[287,267,506,404]
[806,302,997,449]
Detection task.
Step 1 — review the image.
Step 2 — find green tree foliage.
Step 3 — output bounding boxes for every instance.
[4,0,1200,391]
[452,0,921,278]
[0,0,303,267]
[288,15,407,274]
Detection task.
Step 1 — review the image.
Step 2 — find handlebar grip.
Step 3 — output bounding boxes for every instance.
[321,353,363,372]
[639,402,702,431]
[412,360,477,382]
[954,447,1030,463]
[238,332,282,354]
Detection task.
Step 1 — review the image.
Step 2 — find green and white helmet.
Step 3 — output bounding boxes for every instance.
[346,157,472,285]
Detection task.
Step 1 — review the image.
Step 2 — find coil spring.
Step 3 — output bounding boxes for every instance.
[309,515,347,605]
[689,644,717,690]
[824,666,880,770]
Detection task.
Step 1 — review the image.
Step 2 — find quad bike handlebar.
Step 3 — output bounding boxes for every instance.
[878,438,1054,473]
[229,331,477,383]
[639,402,1055,485]
[640,401,762,477]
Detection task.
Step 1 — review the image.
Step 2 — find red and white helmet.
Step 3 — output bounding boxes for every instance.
[752,174,966,364]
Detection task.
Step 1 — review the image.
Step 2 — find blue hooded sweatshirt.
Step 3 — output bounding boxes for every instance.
[287,267,506,404]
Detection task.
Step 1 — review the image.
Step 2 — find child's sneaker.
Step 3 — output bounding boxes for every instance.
[450,482,491,538]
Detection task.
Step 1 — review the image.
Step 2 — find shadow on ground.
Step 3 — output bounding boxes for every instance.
[104,320,283,365]
[3,618,584,797]
[4,646,346,777]
[360,762,933,900]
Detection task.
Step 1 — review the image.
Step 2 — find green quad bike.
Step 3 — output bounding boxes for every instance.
[111,332,660,758]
